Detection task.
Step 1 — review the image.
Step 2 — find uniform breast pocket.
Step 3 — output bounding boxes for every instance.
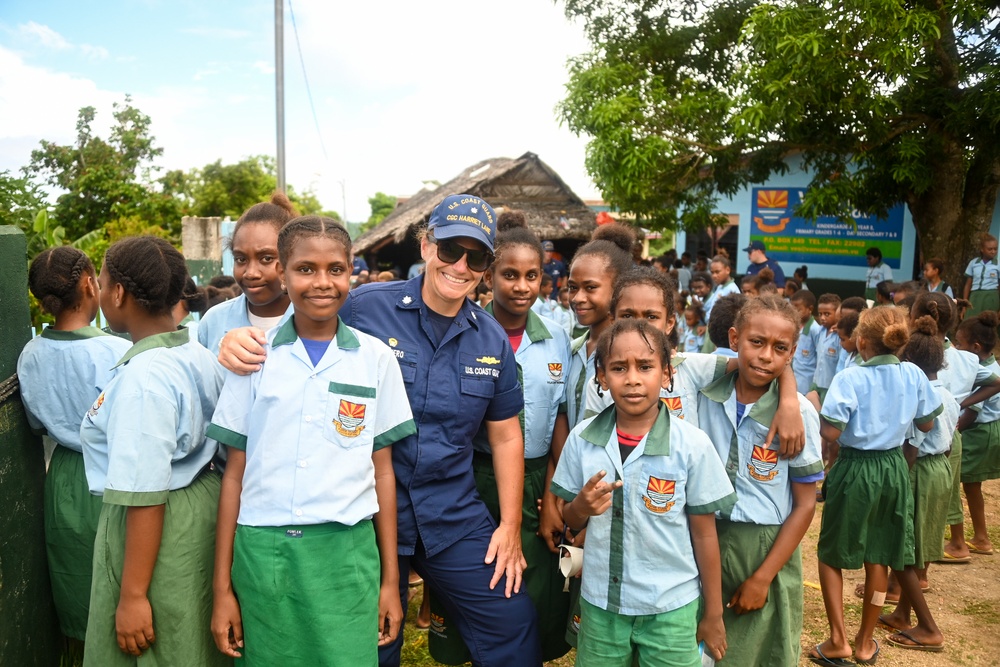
[635,464,685,522]
[388,344,418,385]
[459,353,499,400]
[323,382,376,450]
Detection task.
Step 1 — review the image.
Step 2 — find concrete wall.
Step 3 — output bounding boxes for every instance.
[0,227,61,665]
[181,216,223,285]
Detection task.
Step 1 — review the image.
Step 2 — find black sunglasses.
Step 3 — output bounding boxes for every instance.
[427,233,493,272]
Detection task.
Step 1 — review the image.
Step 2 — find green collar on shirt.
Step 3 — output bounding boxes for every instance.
[114,327,190,368]
[981,354,996,368]
[859,354,899,367]
[944,339,952,349]
[581,401,671,456]
[484,302,552,343]
[700,370,780,428]
[271,315,359,349]
[802,316,815,336]
[571,330,589,355]
[40,325,109,341]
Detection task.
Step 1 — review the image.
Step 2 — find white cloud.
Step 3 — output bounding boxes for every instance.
[253,60,275,75]
[80,44,110,60]
[18,21,71,50]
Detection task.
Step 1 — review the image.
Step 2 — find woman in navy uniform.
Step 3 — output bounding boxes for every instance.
[220,194,541,667]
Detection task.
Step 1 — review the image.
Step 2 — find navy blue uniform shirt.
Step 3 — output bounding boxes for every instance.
[342,275,524,557]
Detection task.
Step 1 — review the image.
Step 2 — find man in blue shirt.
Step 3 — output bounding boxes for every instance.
[542,241,567,300]
[744,240,786,287]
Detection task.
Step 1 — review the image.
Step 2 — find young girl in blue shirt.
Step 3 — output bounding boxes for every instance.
[209,217,412,665]
[814,306,942,666]
[80,237,228,667]
[18,247,131,645]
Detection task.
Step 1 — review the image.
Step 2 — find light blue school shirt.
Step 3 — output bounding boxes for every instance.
[699,373,824,525]
[566,331,594,429]
[812,326,842,390]
[551,403,736,615]
[964,257,1000,291]
[793,318,820,395]
[835,348,860,375]
[584,352,728,428]
[865,261,893,289]
[714,347,738,359]
[207,317,416,527]
[704,279,740,321]
[682,325,704,355]
[474,306,570,459]
[908,382,959,457]
[17,327,131,452]
[530,297,555,321]
[941,342,989,402]
[80,329,225,505]
[820,355,943,451]
[971,356,1000,423]
[196,294,293,356]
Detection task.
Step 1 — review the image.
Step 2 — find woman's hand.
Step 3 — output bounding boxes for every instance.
[485,522,526,598]
[211,590,244,657]
[218,327,269,375]
[115,592,155,656]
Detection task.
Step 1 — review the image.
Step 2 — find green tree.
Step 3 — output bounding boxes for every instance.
[0,169,48,233]
[559,0,1000,285]
[26,97,181,239]
[169,155,338,221]
[362,192,397,232]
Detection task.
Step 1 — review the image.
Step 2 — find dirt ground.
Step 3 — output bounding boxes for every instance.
[401,479,1000,666]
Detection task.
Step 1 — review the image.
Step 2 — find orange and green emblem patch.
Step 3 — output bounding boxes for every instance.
[661,395,684,418]
[748,445,779,481]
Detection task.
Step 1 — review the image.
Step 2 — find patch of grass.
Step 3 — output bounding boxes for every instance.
[958,600,1000,625]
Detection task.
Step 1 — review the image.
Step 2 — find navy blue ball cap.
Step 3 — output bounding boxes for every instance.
[428,194,497,253]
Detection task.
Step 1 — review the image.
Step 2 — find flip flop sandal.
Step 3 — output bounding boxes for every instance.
[808,644,856,667]
[886,630,945,652]
[855,639,880,665]
[935,552,972,564]
[969,546,994,555]
[876,615,908,632]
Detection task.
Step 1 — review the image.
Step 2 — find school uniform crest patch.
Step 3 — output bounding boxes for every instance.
[334,399,367,437]
[661,395,684,419]
[87,392,105,417]
[748,445,779,481]
[547,362,563,382]
[643,476,675,513]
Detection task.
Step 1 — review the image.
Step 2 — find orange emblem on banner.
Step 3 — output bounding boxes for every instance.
[335,399,367,437]
[643,476,676,513]
[748,445,779,481]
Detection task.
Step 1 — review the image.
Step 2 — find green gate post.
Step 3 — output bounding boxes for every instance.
[0,227,62,665]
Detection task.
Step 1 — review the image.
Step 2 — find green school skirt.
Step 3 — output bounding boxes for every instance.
[864,287,877,303]
[947,430,964,525]
[84,471,230,667]
[965,289,1000,320]
[910,454,952,566]
[817,447,915,571]
[960,419,1000,483]
[45,445,103,640]
[232,521,379,666]
[429,454,570,664]
[718,520,802,666]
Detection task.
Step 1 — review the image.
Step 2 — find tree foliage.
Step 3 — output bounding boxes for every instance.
[26,97,181,239]
[362,192,398,232]
[560,0,1000,281]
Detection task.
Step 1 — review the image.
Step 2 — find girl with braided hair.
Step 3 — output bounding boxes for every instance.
[80,236,230,667]
[17,247,131,646]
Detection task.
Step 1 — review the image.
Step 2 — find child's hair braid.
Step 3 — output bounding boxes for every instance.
[277,215,352,265]
[103,237,188,315]
[902,315,944,375]
[856,306,910,356]
[28,246,95,316]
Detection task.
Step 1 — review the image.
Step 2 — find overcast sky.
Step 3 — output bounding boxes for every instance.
[0,0,599,222]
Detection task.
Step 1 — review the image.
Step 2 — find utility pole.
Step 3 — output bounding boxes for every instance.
[275,0,286,192]
[339,179,347,223]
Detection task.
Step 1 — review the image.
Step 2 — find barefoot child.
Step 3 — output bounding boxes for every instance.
[17,247,131,645]
[208,217,413,664]
[880,316,955,652]
[697,294,823,665]
[197,193,296,354]
[812,307,942,666]
[80,237,229,666]
[552,319,736,665]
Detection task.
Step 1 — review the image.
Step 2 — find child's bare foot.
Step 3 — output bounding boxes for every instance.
[878,611,911,632]
[808,639,852,664]
[942,539,971,560]
[968,538,994,555]
[853,636,880,665]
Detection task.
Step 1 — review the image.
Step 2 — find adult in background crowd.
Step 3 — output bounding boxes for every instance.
[744,240,786,287]
[542,240,567,299]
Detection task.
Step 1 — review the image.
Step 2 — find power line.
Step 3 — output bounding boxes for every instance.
[287,0,328,161]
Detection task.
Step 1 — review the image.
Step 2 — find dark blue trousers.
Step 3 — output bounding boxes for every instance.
[378,516,542,667]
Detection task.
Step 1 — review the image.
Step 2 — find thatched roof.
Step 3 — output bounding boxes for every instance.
[353,152,597,255]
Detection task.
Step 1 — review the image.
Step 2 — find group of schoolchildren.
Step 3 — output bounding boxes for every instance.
[14,186,1000,667]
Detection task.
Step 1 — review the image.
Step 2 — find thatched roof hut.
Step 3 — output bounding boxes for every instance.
[354,152,597,274]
